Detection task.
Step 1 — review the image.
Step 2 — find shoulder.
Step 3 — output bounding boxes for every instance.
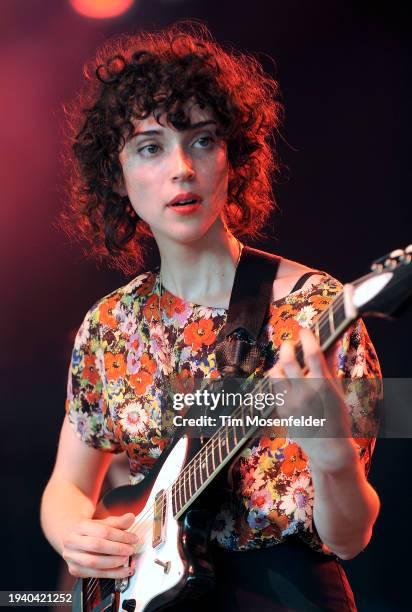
[272,256,335,302]
[90,270,156,316]
[76,270,156,339]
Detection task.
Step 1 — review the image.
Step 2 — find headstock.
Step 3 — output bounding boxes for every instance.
[353,245,412,319]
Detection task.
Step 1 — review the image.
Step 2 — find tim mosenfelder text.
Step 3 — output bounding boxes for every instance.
[171,389,326,429]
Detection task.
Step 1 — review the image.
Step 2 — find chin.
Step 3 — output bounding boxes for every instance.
[169,227,212,245]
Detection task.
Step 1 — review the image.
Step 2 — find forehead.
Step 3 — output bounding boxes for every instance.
[134,103,215,133]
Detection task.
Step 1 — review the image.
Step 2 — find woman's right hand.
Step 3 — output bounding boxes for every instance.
[62,512,138,579]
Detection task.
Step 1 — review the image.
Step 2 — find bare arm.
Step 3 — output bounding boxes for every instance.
[40,416,138,578]
[310,441,380,559]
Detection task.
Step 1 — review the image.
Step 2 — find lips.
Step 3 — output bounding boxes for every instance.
[167,192,202,207]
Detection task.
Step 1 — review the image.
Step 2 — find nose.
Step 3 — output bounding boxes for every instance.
[170,145,195,182]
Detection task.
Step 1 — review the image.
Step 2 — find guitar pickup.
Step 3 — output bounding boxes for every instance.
[152,489,166,548]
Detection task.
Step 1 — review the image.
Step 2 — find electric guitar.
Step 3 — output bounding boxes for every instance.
[73,246,412,612]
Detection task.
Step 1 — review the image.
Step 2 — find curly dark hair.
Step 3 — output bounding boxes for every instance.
[62,21,283,274]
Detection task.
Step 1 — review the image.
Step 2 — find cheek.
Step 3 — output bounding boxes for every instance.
[122,163,154,201]
[206,150,229,190]
[213,161,229,200]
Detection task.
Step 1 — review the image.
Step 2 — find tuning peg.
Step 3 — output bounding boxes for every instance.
[371,261,384,273]
[371,246,412,271]
[389,248,404,259]
[383,248,404,269]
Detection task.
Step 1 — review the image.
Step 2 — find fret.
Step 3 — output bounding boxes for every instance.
[219,429,226,461]
[228,426,237,454]
[328,305,335,334]
[333,300,345,328]
[210,438,216,472]
[313,319,320,342]
[193,455,198,491]
[234,418,245,444]
[226,426,233,454]
[178,472,183,512]
[246,401,254,422]
[182,468,189,506]
[199,448,209,484]
[204,446,210,478]
[232,424,238,446]
[197,452,203,487]
[213,436,221,470]
[218,432,223,463]
[172,482,178,515]
[318,313,330,347]
[187,463,193,499]
[317,298,348,349]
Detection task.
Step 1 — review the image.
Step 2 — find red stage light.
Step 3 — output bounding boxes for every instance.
[70,0,135,19]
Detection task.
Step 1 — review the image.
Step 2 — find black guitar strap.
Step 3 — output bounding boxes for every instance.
[215,246,281,377]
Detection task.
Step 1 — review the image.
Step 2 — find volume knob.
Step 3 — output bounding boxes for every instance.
[122,598,136,612]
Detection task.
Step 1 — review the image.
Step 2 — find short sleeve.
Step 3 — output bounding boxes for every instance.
[65,307,123,453]
[330,318,382,475]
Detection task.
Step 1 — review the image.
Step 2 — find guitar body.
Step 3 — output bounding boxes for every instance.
[75,436,215,612]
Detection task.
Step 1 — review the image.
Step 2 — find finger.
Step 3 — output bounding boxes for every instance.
[264,361,292,396]
[101,513,136,528]
[278,340,303,378]
[75,518,138,546]
[265,361,284,379]
[299,328,328,378]
[99,513,138,544]
[64,533,136,557]
[64,550,131,571]
[66,559,134,580]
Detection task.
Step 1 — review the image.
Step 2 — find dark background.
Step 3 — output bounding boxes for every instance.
[1,0,411,610]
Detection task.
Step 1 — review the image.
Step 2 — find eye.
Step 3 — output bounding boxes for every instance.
[138,143,160,156]
[194,135,215,148]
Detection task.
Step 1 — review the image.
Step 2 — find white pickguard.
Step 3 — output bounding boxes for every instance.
[119,436,189,612]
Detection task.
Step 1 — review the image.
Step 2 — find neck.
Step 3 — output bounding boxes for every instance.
[156,221,242,308]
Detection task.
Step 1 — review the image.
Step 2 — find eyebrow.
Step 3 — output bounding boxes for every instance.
[133,120,217,137]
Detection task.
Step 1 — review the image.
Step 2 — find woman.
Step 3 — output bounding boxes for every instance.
[41,22,381,611]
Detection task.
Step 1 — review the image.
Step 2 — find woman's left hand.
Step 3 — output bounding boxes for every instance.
[267,327,358,473]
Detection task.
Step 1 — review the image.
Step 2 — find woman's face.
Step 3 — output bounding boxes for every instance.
[118,103,229,247]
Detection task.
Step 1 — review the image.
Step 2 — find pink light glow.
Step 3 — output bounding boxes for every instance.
[70,0,135,19]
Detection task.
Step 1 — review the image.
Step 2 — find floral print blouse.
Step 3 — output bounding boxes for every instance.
[66,269,381,553]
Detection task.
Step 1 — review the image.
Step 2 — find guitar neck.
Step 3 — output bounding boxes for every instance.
[171,285,354,519]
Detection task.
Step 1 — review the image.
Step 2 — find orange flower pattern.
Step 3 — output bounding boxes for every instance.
[66,270,381,552]
[183,318,217,351]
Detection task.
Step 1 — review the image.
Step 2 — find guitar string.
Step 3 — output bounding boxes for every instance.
[85,284,351,605]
